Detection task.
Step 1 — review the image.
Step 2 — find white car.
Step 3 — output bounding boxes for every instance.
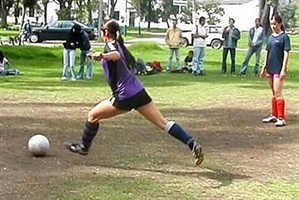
[181,25,224,49]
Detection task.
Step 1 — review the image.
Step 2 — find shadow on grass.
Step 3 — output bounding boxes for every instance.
[89,164,250,188]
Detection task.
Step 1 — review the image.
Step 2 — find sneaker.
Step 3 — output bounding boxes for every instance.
[65,142,89,155]
[61,77,67,81]
[275,118,286,127]
[71,78,76,81]
[191,140,204,166]
[14,69,20,75]
[262,115,277,123]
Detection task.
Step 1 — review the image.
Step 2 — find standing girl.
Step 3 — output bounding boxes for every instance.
[260,14,291,126]
[65,19,204,166]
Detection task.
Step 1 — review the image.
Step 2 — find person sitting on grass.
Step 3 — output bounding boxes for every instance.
[182,50,193,73]
[0,51,20,76]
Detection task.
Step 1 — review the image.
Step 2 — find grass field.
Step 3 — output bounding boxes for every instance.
[0,43,299,200]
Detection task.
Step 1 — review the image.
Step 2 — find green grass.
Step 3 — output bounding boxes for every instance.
[45,174,299,200]
[1,44,299,199]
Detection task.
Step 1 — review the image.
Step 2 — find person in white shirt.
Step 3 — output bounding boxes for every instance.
[239,18,265,76]
[191,16,208,75]
[0,51,20,76]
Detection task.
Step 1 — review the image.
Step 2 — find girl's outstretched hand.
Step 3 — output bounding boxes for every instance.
[87,52,103,61]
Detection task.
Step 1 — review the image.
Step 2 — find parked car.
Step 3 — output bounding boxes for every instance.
[181,25,224,49]
[30,20,97,43]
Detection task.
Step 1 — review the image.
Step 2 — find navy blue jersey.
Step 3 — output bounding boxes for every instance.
[266,32,291,74]
[101,41,144,100]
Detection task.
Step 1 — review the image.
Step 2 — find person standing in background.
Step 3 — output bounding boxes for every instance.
[61,24,79,81]
[191,16,208,75]
[165,18,182,72]
[260,14,291,127]
[239,18,265,76]
[75,26,94,80]
[221,18,241,75]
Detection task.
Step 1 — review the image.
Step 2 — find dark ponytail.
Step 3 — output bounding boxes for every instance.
[272,14,285,31]
[105,19,136,71]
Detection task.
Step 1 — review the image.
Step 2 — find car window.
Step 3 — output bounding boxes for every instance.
[49,21,62,29]
[62,21,75,28]
[208,26,222,34]
[74,21,87,28]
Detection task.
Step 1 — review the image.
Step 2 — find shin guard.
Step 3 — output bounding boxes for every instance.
[82,121,99,149]
[277,99,285,119]
[271,97,278,117]
[166,121,194,150]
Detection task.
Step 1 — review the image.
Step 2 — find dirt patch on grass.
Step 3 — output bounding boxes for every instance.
[0,100,298,199]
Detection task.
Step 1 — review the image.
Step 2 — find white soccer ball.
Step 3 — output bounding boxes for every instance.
[28,134,50,157]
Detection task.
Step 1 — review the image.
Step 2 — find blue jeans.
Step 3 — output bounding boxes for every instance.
[239,46,262,75]
[77,50,93,79]
[167,48,181,70]
[192,46,206,74]
[62,48,76,79]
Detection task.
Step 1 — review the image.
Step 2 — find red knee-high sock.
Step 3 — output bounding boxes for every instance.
[271,97,278,117]
[276,99,285,119]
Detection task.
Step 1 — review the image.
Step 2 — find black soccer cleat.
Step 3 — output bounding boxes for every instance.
[65,142,89,156]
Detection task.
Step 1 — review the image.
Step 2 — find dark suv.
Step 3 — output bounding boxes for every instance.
[30,20,97,43]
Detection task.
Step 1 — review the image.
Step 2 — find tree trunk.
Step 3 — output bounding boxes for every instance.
[147,0,151,29]
[0,1,8,28]
[1,10,8,28]
[21,6,27,26]
[259,0,279,37]
[44,4,48,25]
[87,0,92,24]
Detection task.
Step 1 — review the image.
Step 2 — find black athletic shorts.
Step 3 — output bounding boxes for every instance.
[110,89,152,111]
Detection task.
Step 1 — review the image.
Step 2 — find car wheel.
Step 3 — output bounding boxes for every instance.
[181,37,189,47]
[211,39,222,49]
[30,34,39,43]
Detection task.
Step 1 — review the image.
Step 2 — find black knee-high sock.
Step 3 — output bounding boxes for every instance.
[82,121,99,149]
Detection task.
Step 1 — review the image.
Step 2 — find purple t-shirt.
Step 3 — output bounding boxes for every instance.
[101,41,144,100]
[266,32,291,74]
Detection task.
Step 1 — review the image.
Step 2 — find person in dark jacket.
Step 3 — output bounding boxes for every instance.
[61,25,79,81]
[239,18,265,76]
[221,18,241,75]
[74,25,93,80]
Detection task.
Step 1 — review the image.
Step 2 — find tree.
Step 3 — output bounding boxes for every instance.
[0,0,15,28]
[199,2,224,25]
[131,0,157,28]
[278,2,298,28]
[259,0,279,36]
[160,0,224,27]
[41,0,50,24]
[21,0,38,25]
[159,0,179,27]
[53,0,73,20]
[13,0,22,25]
[109,0,118,19]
